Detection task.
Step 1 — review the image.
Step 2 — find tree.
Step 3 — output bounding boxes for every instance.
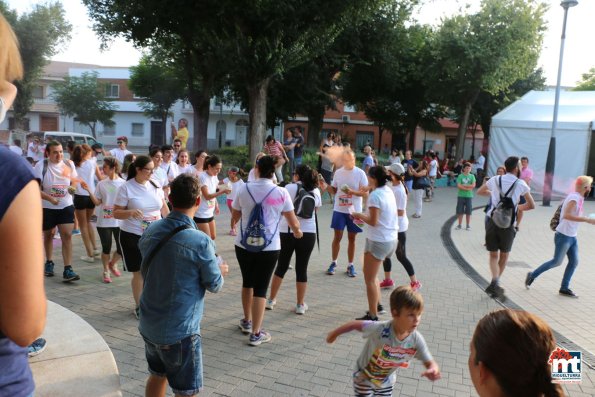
[52,72,116,137]
[129,55,185,142]
[430,0,546,161]
[573,67,595,91]
[1,1,71,130]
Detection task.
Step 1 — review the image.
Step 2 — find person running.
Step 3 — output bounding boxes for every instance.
[470,309,564,397]
[120,153,136,180]
[409,160,428,219]
[351,166,398,321]
[381,163,421,291]
[149,148,168,191]
[325,149,368,277]
[160,144,177,182]
[192,150,208,175]
[72,144,103,263]
[173,148,193,177]
[515,156,533,231]
[82,157,125,283]
[477,156,535,300]
[525,176,595,298]
[109,136,132,166]
[114,155,169,318]
[194,155,230,240]
[35,141,81,282]
[222,166,244,236]
[266,164,322,315]
[455,162,476,231]
[326,286,441,395]
[231,155,303,346]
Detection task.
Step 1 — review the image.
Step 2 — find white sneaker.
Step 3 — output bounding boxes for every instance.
[80,256,95,263]
[265,299,276,310]
[93,249,101,257]
[296,303,308,315]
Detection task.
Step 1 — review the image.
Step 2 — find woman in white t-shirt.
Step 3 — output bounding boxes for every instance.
[525,176,595,298]
[266,164,322,315]
[83,157,126,283]
[222,166,245,236]
[231,155,303,346]
[72,144,103,263]
[194,155,230,240]
[352,166,398,321]
[381,163,421,291]
[173,149,193,176]
[192,150,208,176]
[114,155,169,318]
[248,152,278,184]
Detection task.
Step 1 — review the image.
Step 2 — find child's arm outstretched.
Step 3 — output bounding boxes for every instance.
[421,360,441,381]
[326,320,369,343]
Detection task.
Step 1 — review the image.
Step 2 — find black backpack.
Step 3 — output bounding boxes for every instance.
[293,184,316,219]
[491,176,518,229]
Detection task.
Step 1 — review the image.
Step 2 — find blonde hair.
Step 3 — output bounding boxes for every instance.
[0,13,23,83]
[576,175,593,190]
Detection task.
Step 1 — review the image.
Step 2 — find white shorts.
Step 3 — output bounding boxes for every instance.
[364,239,397,261]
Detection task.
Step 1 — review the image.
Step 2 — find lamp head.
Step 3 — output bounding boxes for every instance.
[560,0,578,9]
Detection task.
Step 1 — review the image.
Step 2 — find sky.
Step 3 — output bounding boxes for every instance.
[7,0,595,87]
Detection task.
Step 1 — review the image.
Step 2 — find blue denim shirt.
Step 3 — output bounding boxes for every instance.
[138,211,223,344]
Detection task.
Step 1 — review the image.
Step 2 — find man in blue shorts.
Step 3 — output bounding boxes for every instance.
[323,149,368,277]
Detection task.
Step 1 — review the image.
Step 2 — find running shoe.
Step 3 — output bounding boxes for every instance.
[379,279,394,289]
[80,255,95,263]
[559,288,578,298]
[377,304,386,314]
[466,225,471,231]
[249,330,271,346]
[412,214,421,219]
[410,280,422,291]
[455,224,462,230]
[103,271,112,284]
[229,229,237,236]
[524,272,534,289]
[265,299,276,310]
[326,262,337,275]
[346,264,357,277]
[44,260,55,277]
[72,229,81,236]
[238,319,252,334]
[27,338,47,358]
[62,266,80,282]
[295,303,308,315]
[93,249,101,257]
[356,312,379,321]
[134,307,140,319]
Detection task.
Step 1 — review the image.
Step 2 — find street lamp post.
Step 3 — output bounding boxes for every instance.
[543,0,578,206]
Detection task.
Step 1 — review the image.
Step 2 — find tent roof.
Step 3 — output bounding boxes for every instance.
[491,90,595,130]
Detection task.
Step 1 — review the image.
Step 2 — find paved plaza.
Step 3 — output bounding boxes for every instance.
[42,187,595,396]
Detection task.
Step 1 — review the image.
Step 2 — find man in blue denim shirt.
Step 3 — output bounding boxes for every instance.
[139,174,228,396]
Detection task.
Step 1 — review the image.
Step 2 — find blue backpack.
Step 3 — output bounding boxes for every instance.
[240,185,280,252]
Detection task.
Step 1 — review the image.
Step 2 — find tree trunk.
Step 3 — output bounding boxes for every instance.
[455,102,473,161]
[306,106,325,147]
[161,112,168,142]
[188,92,211,152]
[406,119,418,152]
[247,78,271,161]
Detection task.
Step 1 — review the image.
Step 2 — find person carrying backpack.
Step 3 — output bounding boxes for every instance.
[266,165,322,315]
[477,156,535,301]
[231,155,303,346]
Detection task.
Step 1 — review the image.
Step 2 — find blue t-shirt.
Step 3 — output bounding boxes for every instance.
[293,135,304,158]
[0,146,36,396]
[362,155,374,172]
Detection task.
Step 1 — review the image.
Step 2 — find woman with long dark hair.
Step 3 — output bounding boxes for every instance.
[114,155,169,318]
[408,160,429,218]
[266,164,322,314]
[231,155,303,345]
[194,155,230,240]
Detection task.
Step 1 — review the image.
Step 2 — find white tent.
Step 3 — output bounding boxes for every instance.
[490,90,595,198]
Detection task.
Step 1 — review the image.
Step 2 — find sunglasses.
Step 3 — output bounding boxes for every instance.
[117,141,124,144]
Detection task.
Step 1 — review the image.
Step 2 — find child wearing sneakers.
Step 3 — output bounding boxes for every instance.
[456,162,476,230]
[327,286,441,395]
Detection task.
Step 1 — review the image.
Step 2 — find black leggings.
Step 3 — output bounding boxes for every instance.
[235,246,280,298]
[383,231,415,277]
[275,232,316,282]
[96,227,122,255]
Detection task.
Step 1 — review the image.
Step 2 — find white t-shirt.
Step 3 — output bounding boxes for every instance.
[94,177,126,228]
[428,159,438,177]
[248,168,277,184]
[366,185,398,242]
[166,162,180,181]
[151,167,168,188]
[114,179,164,236]
[279,183,322,234]
[34,159,77,209]
[9,145,22,156]
[233,178,293,251]
[556,192,583,237]
[391,183,409,232]
[195,171,220,219]
[331,167,369,213]
[486,174,530,218]
[75,157,97,196]
[176,164,194,176]
[109,147,132,165]
[476,155,486,170]
[223,177,245,202]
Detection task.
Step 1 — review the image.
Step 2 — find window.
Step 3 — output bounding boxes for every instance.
[105,84,120,98]
[103,124,116,136]
[356,131,374,150]
[131,123,144,136]
[343,103,356,113]
[32,85,44,99]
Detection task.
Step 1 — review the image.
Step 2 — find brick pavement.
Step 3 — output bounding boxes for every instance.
[43,187,593,396]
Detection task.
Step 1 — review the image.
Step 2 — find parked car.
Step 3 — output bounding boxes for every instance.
[43,131,98,148]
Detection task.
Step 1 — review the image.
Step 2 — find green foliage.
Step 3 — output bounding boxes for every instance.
[573,67,595,91]
[2,1,72,128]
[52,72,116,137]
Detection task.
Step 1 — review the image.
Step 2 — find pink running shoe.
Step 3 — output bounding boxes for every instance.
[103,271,112,283]
[229,229,237,236]
[108,261,122,277]
[410,280,422,291]
[379,279,394,289]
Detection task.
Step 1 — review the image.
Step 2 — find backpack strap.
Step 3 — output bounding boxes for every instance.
[141,223,192,280]
[498,176,518,199]
[240,184,277,236]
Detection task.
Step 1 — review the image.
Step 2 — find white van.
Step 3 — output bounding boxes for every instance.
[43,131,99,148]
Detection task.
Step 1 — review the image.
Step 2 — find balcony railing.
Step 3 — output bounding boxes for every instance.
[33,97,56,105]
